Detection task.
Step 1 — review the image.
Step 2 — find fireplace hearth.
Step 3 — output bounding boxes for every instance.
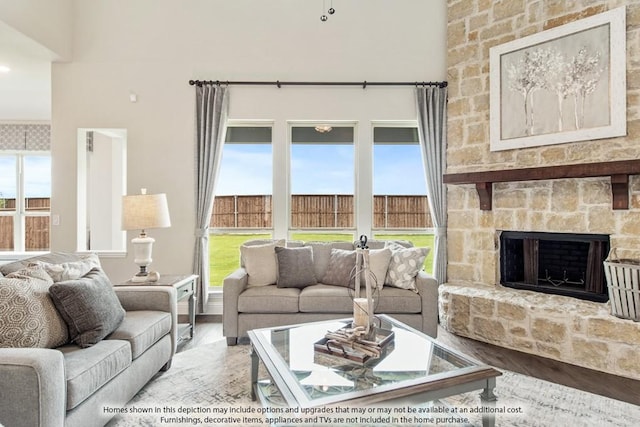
[499,231,610,302]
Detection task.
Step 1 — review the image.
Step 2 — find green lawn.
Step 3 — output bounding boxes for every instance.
[209,232,435,286]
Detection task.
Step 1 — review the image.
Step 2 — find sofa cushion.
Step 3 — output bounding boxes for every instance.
[321,248,357,288]
[304,241,354,281]
[275,246,317,288]
[375,286,422,313]
[299,284,422,314]
[384,243,430,292]
[59,339,132,410]
[50,268,125,347]
[107,310,171,359]
[238,285,300,313]
[0,266,69,348]
[299,284,353,313]
[240,240,285,287]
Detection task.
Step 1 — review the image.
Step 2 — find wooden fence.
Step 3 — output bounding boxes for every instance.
[211,195,433,229]
[0,198,50,250]
[1,194,432,250]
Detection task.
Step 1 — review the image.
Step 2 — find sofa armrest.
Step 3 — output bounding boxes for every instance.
[415,270,439,338]
[114,285,178,356]
[222,268,249,344]
[0,348,66,427]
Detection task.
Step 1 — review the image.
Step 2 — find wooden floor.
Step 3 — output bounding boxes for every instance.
[179,317,640,407]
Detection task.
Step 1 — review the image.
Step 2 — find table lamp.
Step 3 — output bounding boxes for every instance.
[122,188,171,282]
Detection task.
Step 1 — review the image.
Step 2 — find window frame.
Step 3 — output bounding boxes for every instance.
[209,120,274,289]
[0,151,51,254]
[371,121,432,236]
[287,120,358,240]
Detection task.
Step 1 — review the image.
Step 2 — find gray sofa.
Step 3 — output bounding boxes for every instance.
[223,239,439,345]
[0,252,177,427]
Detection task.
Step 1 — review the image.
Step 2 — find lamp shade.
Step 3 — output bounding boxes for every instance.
[122,192,171,231]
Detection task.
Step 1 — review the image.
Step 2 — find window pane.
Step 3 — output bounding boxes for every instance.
[291,126,354,230]
[0,216,13,250]
[211,126,273,287]
[225,126,272,143]
[373,127,419,143]
[0,156,16,212]
[25,216,50,251]
[24,156,51,212]
[373,127,430,229]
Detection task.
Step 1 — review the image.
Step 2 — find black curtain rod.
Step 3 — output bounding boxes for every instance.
[188,79,447,88]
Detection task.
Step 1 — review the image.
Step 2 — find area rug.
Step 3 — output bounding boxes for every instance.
[107,339,640,427]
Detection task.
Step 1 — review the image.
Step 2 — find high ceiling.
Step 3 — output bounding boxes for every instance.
[0,20,52,121]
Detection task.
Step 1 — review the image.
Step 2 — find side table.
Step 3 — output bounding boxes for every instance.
[118,274,198,343]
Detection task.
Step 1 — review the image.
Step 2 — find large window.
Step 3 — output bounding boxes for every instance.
[372,125,433,272]
[289,124,355,241]
[209,124,273,286]
[372,125,429,231]
[0,153,51,252]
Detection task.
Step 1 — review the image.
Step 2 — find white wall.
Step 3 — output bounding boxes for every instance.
[51,0,447,283]
[0,0,72,60]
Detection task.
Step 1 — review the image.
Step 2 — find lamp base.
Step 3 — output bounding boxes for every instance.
[130,266,160,283]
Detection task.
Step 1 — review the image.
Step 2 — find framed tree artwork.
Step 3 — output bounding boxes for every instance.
[490,6,626,152]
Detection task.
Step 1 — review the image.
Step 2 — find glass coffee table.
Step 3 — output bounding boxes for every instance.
[248,315,502,427]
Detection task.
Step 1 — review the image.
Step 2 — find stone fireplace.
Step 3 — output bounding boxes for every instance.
[442,0,640,381]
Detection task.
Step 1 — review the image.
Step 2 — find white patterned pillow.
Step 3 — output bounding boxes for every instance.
[0,266,69,348]
[33,253,102,282]
[384,243,430,292]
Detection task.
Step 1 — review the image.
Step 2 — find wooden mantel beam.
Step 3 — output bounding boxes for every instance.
[443,160,640,211]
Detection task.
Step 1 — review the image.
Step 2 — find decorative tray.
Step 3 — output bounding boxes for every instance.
[313,326,394,364]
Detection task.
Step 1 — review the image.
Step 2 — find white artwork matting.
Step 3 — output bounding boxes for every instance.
[490,6,627,151]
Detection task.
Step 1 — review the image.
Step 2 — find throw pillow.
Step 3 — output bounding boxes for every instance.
[49,268,125,348]
[33,253,102,282]
[384,243,430,292]
[364,248,392,290]
[0,266,69,348]
[240,239,285,287]
[304,241,355,281]
[321,249,357,288]
[275,246,317,288]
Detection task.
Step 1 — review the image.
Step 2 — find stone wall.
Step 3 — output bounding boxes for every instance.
[443,0,640,379]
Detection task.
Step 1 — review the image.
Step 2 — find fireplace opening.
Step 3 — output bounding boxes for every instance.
[499,231,610,303]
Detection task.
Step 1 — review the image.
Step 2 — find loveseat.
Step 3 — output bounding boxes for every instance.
[223,239,439,345]
[0,252,177,427]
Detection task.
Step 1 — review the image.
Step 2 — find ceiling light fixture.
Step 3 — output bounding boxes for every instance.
[0,65,10,73]
[320,0,336,22]
[315,125,333,133]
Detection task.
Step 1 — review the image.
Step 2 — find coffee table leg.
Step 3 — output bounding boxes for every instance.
[479,377,497,427]
[250,345,258,401]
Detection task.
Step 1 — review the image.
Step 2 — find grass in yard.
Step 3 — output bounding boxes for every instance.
[209,232,435,286]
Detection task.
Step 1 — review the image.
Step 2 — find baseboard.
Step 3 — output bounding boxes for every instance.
[177,290,222,315]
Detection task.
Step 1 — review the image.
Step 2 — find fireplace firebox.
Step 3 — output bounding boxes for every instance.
[499,231,610,303]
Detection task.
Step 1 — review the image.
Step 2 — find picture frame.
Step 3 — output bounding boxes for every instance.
[490,6,626,152]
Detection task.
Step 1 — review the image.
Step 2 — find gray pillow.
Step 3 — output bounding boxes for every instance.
[321,249,357,287]
[275,246,317,288]
[49,268,125,348]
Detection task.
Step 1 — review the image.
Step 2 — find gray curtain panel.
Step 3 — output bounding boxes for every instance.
[416,86,448,284]
[193,84,229,312]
